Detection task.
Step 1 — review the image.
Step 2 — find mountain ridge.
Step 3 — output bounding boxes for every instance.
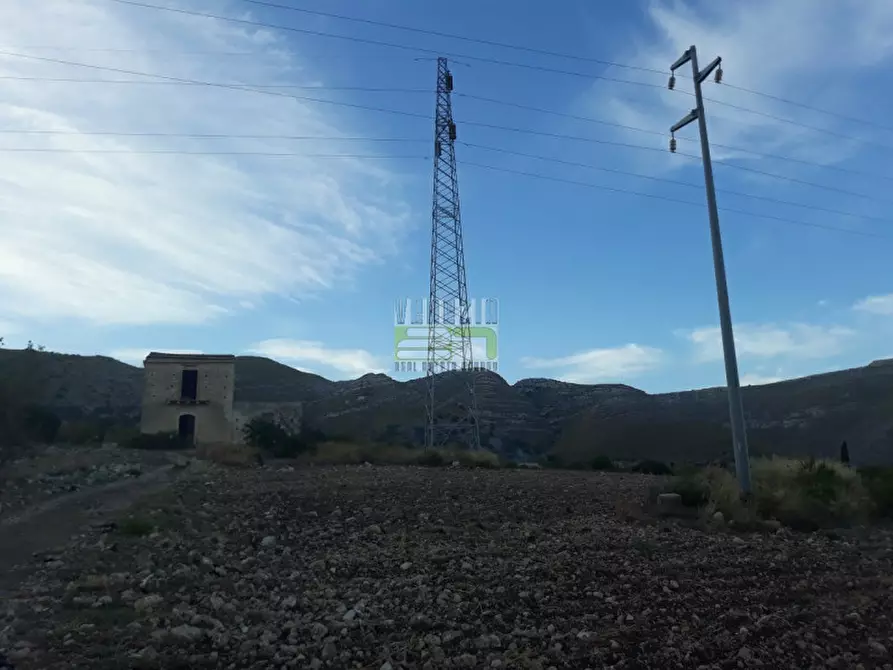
[1,348,891,464]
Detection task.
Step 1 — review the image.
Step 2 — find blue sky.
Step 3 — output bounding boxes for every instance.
[1,0,893,393]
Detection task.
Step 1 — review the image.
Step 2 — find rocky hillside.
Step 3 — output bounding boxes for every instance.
[2,349,892,464]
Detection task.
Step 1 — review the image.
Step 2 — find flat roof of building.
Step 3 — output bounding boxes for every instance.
[144,352,236,363]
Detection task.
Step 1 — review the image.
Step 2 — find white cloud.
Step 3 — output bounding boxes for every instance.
[592,0,893,171]
[853,294,893,316]
[683,323,855,362]
[109,348,203,366]
[248,338,385,377]
[0,0,414,327]
[521,344,663,384]
[740,372,783,386]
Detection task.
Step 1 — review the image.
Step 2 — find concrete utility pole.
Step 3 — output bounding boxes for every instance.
[669,45,752,494]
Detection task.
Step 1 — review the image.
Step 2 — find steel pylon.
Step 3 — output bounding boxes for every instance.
[425,57,481,452]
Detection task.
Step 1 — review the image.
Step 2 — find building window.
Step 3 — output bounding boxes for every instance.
[181,369,198,401]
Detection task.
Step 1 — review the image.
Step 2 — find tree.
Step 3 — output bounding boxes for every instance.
[244,416,311,458]
[840,441,850,465]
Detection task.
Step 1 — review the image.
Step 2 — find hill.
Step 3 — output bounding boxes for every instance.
[2,348,892,464]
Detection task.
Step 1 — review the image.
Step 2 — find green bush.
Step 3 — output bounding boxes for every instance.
[126,431,192,451]
[21,406,61,443]
[416,450,446,467]
[667,474,711,508]
[244,417,309,458]
[104,424,140,445]
[667,457,875,530]
[858,466,893,519]
[590,455,615,471]
[57,420,107,445]
[632,460,673,475]
[454,450,501,469]
[117,516,154,537]
[751,457,870,530]
[542,454,563,469]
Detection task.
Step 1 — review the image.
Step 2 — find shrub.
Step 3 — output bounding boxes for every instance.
[57,419,109,445]
[454,449,500,469]
[542,454,563,469]
[749,457,870,530]
[857,466,893,519]
[21,406,61,443]
[590,455,615,471]
[126,431,192,451]
[416,450,446,467]
[104,424,140,445]
[198,442,262,468]
[632,460,673,475]
[244,416,308,458]
[669,457,874,530]
[667,474,711,508]
[117,516,154,537]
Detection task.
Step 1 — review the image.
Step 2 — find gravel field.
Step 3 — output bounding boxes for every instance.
[2,464,892,669]
[0,446,176,522]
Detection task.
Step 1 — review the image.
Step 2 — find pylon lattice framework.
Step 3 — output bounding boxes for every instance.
[425,57,481,451]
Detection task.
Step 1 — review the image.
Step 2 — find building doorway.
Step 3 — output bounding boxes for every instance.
[178,413,196,444]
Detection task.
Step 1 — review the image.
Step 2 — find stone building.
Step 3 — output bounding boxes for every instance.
[140,352,237,445]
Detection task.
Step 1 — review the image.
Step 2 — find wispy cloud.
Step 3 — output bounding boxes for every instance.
[853,293,893,316]
[0,0,415,327]
[591,0,893,172]
[248,338,385,378]
[683,322,855,363]
[109,348,203,366]
[521,344,664,384]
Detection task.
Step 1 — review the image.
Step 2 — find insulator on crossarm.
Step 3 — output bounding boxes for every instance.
[668,73,676,90]
[449,122,457,141]
[715,67,723,84]
[435,140,442,158]
[445,72,454,92]
[669,136,677,153]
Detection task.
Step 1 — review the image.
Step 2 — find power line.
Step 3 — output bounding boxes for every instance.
[231,0,665,76]
[0,75,431,93]
[0,130,426,142]
[457,93,893,183]
[459,161,887,239]
[0,148,429,157]
[103,0,674,95]
[0,50,434,121]
[105,0,889,142]
[0,47,274,56]
[460,142,893,224]
[2,52,886,205]
[10,72,888,183]
[231,0,893,136]
[719,82,893,134]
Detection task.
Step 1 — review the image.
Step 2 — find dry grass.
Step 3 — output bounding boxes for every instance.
[666,456,874,530]
[195,442,261,468]
[300,442,501,468]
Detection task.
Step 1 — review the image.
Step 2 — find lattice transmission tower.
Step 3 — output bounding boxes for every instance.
[425,57,481,452]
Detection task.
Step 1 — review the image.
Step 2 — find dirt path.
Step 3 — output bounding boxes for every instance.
[0,464,180,596]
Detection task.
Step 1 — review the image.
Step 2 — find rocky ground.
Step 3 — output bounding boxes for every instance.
[0,445,177,522]
[1,464,892,669]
